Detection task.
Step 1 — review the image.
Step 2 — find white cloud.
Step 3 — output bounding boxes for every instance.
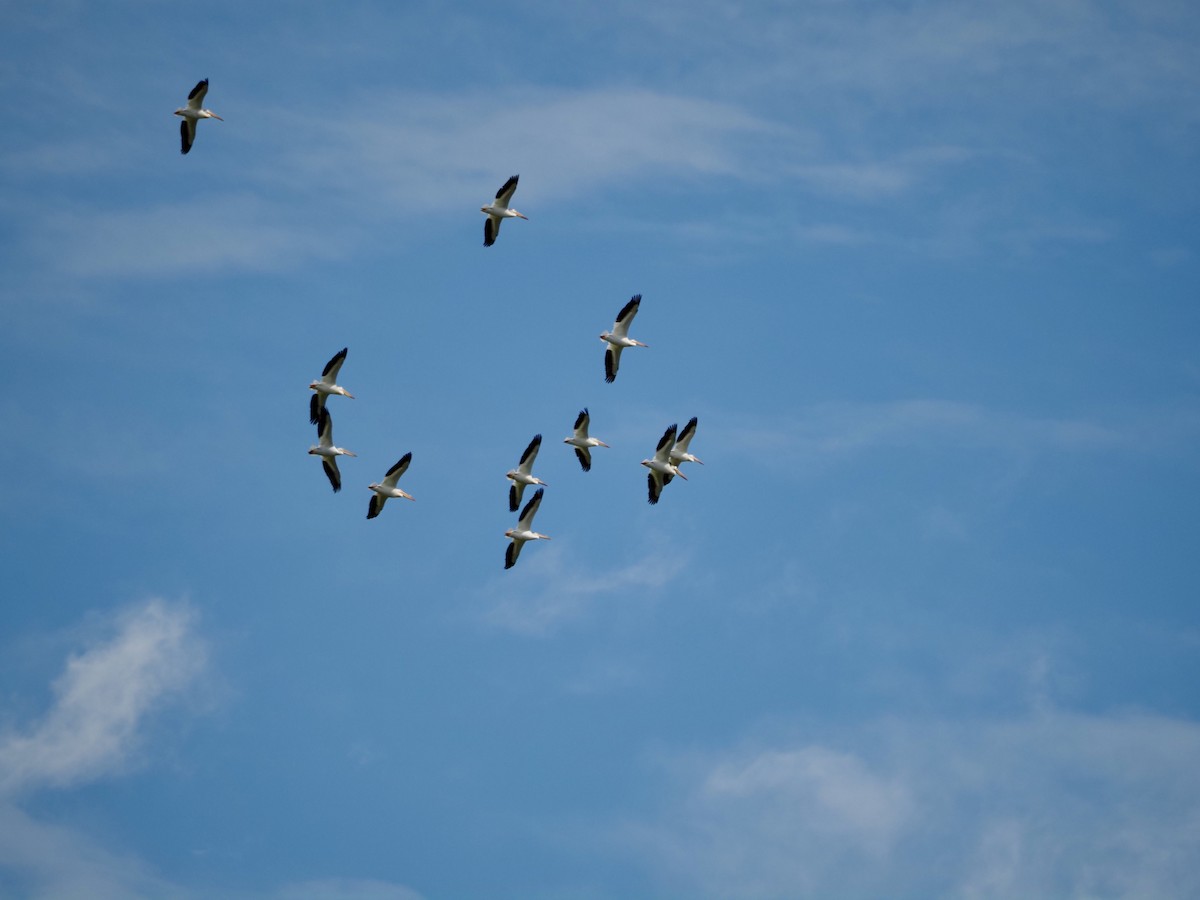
[0,599,206,795]
[624,711,1200,898]
[0,600,207,898]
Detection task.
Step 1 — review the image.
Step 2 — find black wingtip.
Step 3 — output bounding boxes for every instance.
[508,485,518,512]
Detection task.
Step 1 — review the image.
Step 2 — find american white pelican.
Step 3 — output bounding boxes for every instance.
[309,347,354,425]
[506,434,547,512]
[367,452,414,518]
[308,408,356,493]
[664,416,703,485]
[562,408,609,472]
[505,487,550,569]
[174,79,222,155]
[600,294,647,383]
[481,174,528,247]
[642,423,686,505]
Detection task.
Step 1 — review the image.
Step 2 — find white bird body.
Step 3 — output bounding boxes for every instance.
[367,453,414,518]
[505,487,550,569]
[308,408,356,492]
[642,423,686,504]
[600,294,647,383]
[665,416,703,485]
[174,79,222,155]
[562,408,609,472]
[481,174,528,246]
[309,347,355,425]
[506,434,547,511]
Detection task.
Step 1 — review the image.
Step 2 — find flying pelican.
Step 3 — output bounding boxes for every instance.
[481,174,528,247]
[505,487,550,569]
[664,416,703,485]
[506,434,547,512]
[367,453,415,518]
[309,347,354,425]
[308,408,356,493]
[174,79,222,155]
[642,423,686,505]
[562,408,609,472]
[600,294,647,383]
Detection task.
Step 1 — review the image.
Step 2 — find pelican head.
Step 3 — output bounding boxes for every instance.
[512,210,528,220]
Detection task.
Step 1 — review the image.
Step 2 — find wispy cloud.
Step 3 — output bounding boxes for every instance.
[480,541,688,637]
[0,599,206,795]
[721,399,1132,479]
[272,879,426,900]
[28,195,348,279]
[272,86,774,215]
[622,711,1200,898]
[0,803,185,900]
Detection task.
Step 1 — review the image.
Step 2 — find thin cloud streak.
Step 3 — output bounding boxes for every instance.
[29,195,348,279]
[719,399,1171,477]
[271,86,776,213]
[481,542,688,637]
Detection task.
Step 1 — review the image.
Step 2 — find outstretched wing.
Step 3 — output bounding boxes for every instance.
[186,78,209,108]
[494,174,519,207]
[604,345,622,383]
[518,487,544,531]
[574,447,592,472]
[322,458,342,493]
[647,470,663,505]
[383,452,412,487]
[655,423,678,460]
[180,118,196,154]
[675,417,698,451]
[519,434,542,471]
[612,294,641,337]
[322,347,348,380]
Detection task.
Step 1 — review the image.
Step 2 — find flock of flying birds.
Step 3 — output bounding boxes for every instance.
[175,79,704,569]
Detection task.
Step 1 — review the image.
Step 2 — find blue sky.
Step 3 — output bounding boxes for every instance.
[2,1,1199,897]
